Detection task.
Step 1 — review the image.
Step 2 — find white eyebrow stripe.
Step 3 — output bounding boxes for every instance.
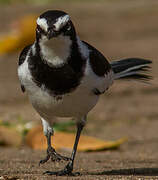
[36,17,48,31]
[54,15,70,31]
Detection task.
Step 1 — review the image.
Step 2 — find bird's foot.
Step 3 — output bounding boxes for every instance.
[43,161,77,176]
[43,169,73,176]
[39,146,70,165]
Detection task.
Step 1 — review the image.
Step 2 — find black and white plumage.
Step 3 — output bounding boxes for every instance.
[18,10,152,176]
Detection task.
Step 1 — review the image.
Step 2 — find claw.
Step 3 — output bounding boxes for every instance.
[43,170,80,176]
[39,146,70,165]
[43,169,73,176]
[43,161,75,176]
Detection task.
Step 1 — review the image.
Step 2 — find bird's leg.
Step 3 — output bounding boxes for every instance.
[61,122,84,175]
[39,132,70,165]
[39,118,70,165]
[44,116,86,176]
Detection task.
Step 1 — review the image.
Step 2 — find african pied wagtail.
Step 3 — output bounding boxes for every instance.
[18,10,152,176]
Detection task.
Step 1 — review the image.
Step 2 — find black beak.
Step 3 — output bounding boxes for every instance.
[47,29,59,39]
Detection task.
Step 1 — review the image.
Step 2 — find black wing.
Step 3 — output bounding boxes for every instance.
[82,41,113,95]
[19,44,32,66]
[18,44,32,93]
[82,41,111,76]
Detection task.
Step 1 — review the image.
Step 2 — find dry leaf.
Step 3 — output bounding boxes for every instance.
[0,15,37,55]
[26,126,127,152]
[0,126,22,147]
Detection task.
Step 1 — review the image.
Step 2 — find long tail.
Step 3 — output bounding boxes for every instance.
[110,58,152,82]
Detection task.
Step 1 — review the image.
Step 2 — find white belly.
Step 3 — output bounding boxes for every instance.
[29,83,99,121]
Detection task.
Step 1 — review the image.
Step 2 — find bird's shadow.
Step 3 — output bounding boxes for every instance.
[75,168,158,176]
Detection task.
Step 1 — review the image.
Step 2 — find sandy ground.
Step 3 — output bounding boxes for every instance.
[0,0,158,179]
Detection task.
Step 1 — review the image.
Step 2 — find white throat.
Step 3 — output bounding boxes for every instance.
[39,35,72,67]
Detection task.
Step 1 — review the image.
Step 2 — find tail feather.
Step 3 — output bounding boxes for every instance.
[110,58,152,82]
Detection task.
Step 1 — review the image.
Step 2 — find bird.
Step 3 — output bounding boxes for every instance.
[18,10,152,176]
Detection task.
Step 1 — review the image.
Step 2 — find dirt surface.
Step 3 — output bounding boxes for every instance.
[0,0,158,179]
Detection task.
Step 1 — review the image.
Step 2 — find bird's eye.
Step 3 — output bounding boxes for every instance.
[37,28,41,34]
[36,26,40,33]
[37,25,45,34]
[52,25,56,31]
[67,25,71,31]
[65,22,71,31]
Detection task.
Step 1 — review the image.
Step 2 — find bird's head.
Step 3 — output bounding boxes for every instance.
[36,10,76,42]
[35,10,78,67]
